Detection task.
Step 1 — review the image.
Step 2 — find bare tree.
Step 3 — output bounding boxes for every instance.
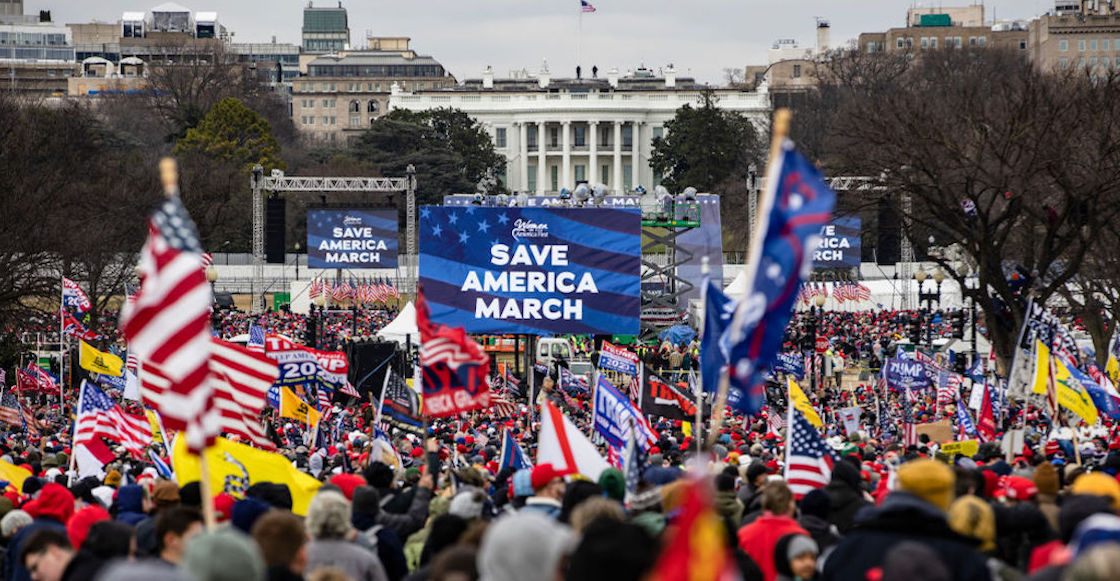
[824,48,1120,367]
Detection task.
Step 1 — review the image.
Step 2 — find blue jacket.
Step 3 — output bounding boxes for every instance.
[4,517,67,581]
[115,484,147,526]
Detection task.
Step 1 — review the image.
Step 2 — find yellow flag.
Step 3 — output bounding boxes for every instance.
[0,460,31,493]
[172,435,322,515]
[146,410,164,445]
[1032,341,1051,396]
[280,386,320,426]
[1054,358,1098,425]
[789,378,822,427]
[1107,355,1119,385]
[79,341,123,377]
[682,422,692,438]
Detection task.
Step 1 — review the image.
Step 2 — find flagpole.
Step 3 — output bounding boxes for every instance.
[696,256,710,453]
[707,108,792,449]
[59,276,65,411]
[577,5,582,76]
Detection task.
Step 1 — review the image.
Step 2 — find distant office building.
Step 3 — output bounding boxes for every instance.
[1029,1,1120,72]
[231,40,301,84]
[390,65,769,194]
[292,37,453,142]
[0,7,76,95]
[1,0,22,17]
[302,2,349,53]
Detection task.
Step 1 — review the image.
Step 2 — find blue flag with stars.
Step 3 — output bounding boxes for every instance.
[700,276,735,393]
[419,206,641,335]
[724,141,836,415]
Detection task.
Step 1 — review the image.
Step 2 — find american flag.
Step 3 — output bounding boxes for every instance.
[624,424,647,496]
[141,339,278,450]
[247,324,266,353]
[309,278,322,300]
[200,252,213,269]
[338,381,360,398]
[627,375,640,402]
[855,282,872,301]
[784,404,838,499]
[75,380,152,457]
[937,370,962,404]
[118,191,213,455]
[332,280,352,303]
[900,387,918,447]
[316,385,331,410]
[0,389,22,427]
[767,408,786,435]
[490,393,517,417]
[21,406,40,437]
[581,0,596,12]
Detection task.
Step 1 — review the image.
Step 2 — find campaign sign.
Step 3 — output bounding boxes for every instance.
[772,352,805,379]
[307,209,398,269]
[814,216,861,269]
[264,335,350,391]
[885,358,933,390]
[599,341,639,376]
[419,206,641,335]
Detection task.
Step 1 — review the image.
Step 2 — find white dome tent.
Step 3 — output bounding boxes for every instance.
[376,302,418,346]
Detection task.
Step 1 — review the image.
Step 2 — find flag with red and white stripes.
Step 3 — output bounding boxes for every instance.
[490,393,518,417]
[309,278,323,300]
[338,381,360,399]
[784,403,837,499]
[140,339,278,450]
[118,193,213,454]
[900,387,919,447]
[200,252,213,269]
[75,380,152,457]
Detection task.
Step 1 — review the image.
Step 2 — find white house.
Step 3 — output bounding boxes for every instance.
[389,65,771,194]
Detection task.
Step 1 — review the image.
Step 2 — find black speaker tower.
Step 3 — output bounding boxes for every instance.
[266,195,286,264]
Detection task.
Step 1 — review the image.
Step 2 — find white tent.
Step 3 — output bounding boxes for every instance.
[376,302,418,345]
[724,270,748,298]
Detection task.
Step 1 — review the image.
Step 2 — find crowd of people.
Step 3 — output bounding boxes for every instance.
[1,304,1119,581]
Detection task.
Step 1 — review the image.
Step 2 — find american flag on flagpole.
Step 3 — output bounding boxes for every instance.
[581,0,596,12]
[901,387,918,447]
[767,407,786,435]
[247,324,266,353]
[200,252,213,269]
[118,178,214,455]
[784,403,838,499]
[338,381,360,399]
[490,393,517,417]
[141,339,278,450]
[75,380,153,457]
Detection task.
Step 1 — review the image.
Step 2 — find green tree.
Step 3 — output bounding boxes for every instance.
[174,97,285,170]
[351,107,506,205]
[649,89,762,192]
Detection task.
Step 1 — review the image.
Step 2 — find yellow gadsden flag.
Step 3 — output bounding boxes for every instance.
[1054,358,1099,425]
[172,435,322,515]
[79,341,123,377]
[0,459,31,493]
[788,378,822,428]
[280,386,321,426]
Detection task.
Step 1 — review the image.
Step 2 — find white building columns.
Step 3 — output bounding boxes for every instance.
[518,121,529,191]
[561,120,571,191]
[536,121,547,194]
[588,121,599,186]
[613,121,623,193]
[631,121,642,190]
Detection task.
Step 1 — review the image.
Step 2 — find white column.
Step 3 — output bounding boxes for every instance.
[518,122,529,192]
[613,121,623,193]
[588,121,599,186]
[561,121,572,191]
[537,121,547,194]
[631,121,642,190]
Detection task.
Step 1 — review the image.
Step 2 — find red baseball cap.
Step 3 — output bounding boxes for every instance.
[530,463,570,489]
[1003,475,1038,501]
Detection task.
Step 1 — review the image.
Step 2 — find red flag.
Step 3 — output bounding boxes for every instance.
[977,382,996,442]
[417,287,491,417]
[650,479,737,581]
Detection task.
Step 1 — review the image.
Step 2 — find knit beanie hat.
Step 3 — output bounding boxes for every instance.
[947,496,996,552]
[449,490,485,520]
[598,468,625,502]
[67,505,109,551]
[1070,513,1120,557]
[478,512,576,581]
[512,469,534,498]
[182,529,266,581]
[1070,473,1120,510]
[897,459,955,512]
[351,485,380,517]
[1033,462,1060,496]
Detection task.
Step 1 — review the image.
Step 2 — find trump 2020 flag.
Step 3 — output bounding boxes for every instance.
[700,276,735,394]
[724,141,836,415]
[498,428,533,471]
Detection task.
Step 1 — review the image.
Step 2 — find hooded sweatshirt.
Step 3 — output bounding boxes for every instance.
[4,483,74,581]
[115,484,147,526]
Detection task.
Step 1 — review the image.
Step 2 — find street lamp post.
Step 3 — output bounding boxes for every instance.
[811,293,827,391]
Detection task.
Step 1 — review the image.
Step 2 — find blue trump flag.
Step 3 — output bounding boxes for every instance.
[498,428,533,471]
[723,141,836,414]
[700,276,735,394]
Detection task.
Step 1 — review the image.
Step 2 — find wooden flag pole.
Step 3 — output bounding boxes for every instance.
[706,108,791,449]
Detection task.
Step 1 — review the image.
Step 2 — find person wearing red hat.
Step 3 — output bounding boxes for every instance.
[523,463,567,519]
[5,482,73,581]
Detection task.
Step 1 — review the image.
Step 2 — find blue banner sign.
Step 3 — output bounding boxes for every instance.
[885,358,933,390]
[772,352,805,379]
[814,216,861,269]
[419,206,641,335]
[307,209,398,269]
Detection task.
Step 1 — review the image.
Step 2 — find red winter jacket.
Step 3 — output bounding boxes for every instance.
[737,513,808,581]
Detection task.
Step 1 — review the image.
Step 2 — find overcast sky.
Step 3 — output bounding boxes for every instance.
[30,0,1047,83]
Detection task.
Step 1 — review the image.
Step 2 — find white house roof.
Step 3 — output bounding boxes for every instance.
[122,12,146,21]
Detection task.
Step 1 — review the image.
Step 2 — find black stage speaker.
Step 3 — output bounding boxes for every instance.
[876,195,900,265]
[345,342,398,399]
[266,195,286,264]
